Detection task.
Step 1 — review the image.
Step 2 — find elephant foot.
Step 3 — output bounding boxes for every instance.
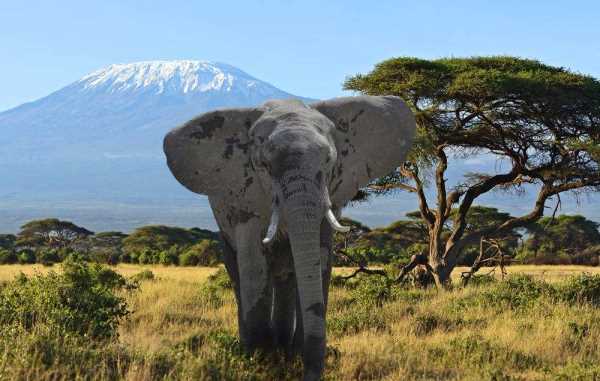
[302,335,325,381]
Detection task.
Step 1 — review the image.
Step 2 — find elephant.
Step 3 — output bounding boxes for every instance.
[163,95,416,380]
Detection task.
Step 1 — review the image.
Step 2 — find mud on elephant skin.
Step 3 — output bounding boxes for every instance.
[163,95,416,380]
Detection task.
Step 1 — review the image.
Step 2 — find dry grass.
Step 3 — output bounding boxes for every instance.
[2,264,600,380]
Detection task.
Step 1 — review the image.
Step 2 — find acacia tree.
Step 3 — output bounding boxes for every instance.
[16,218,93,249]
[345,56,600,285]
[523,214,600,258]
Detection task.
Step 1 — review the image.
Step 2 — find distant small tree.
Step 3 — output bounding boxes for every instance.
[17,250,36,264]
[0,249,17,264]
[74,231,128,265]
[16,219,93,250]
[522,214,600,262]
[179,240,222,266]
[122,225,219,259]
[346,56,600,285]
[0,234,16,250]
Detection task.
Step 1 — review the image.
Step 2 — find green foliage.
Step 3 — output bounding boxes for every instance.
[123,225,218,256]
[441,334,542,372]
[0,248,18,264]
[0,257,136,339]
[75,231,128,265]
[346,55,600,280]
[208,268,233,289]
[0,325,131,380]
[465,274,497,287]
[555,273,600,306]
[0,234,16,250]
[36,248,61,266]
[130,269,156,282]
[349,274,395,308]
[199,268,233,308]
[16,218,93,249]
[328,307,388,335]
[17,249,36,264]
[476,274,554,310]
[180,240,222,266]
[158,245,180,265]
[521,215,600,264]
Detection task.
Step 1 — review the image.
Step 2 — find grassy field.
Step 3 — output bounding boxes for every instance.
[2,264,600,380]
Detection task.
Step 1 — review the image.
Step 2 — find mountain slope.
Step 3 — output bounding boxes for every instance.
[0,60,309,162]
[0,60,315,232]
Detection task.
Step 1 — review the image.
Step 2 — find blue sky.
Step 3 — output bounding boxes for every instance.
[1,0,600,111]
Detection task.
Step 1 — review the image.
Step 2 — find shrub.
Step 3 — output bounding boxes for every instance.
[130,269,156,282]
[556,273,600,306]
[17,250,36,264]
[464,274,497,287]
[159,246,179,266]
[180,240,222,266]
[477,274,553,310]
[0,258,137,339]
[208,268,232,289]
[328,308,388,335]
[0,249,17,264]
[349,274,395,307]
[199,268,233,308]
[179,250,200,266]
[36,248,61,266]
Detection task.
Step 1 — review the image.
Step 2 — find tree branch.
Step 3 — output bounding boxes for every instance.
[400,163,435,227]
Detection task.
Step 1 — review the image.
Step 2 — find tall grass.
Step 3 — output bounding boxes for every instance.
[2,264,600,380]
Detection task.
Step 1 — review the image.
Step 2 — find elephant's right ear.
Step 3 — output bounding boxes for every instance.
[164,108,264,196]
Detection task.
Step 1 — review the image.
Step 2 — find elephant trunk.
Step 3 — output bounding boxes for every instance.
[282,181,326,381]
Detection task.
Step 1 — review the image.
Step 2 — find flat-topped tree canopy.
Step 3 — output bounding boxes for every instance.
[345,56,600,285]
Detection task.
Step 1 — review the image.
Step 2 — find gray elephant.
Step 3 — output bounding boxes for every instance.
[163,95,415,380]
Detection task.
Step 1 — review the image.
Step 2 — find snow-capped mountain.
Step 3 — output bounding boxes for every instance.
[79,60,283,97]
[0,60,314,232]
[0,60,309,163]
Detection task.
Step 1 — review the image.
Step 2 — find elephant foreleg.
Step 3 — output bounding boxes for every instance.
[235,220,274,352]
[270,239,297,356]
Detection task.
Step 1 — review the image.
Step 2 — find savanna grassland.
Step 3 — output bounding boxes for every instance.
[2,264,600,380]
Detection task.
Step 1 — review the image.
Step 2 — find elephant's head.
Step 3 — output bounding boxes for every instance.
[164,95,415,379]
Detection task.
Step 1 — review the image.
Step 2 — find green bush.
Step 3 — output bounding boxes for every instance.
[208,268,233,289]
[159,246,179,265]
[0,249,17,264]
[464,274,497,287]
[17,250,36,264]
[0,258,136,339]
[179,250,200,266]
[180,240,222,266]
[349,274,395,307]
[0,324,132,380]
[130,269,156,283]
[328,308,388,335]
[556,273,600,306]
[198,268,233,308]
[477,274,553,310]
[36,248,61,266]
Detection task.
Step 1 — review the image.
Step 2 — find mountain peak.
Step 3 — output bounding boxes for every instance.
[77,60,260,95]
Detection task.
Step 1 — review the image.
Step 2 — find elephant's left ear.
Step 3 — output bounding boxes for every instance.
[311,96,416,208]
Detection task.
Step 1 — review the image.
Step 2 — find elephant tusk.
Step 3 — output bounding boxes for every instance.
[262,208,280,244]
[326,209,350,233]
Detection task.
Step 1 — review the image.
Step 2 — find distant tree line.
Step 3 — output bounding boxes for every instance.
[334,207,600,268]
[0,218,222,266]
[1,211,599,268]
